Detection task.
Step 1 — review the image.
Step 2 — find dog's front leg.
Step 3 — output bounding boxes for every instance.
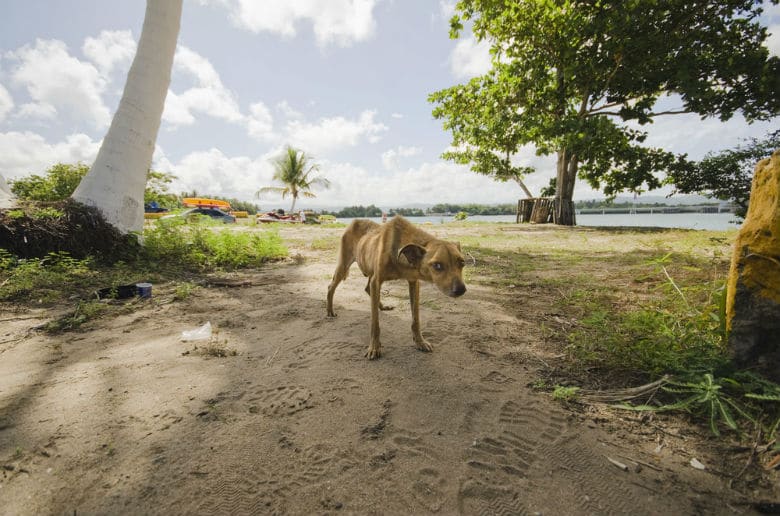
[366,276,383,359]
[409,280,433,352]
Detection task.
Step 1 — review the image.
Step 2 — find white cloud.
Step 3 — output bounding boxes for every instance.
[82,30,136,76]
[162,45,243,127]
[161,147,276,200]
[16,102,56,120]
[391,112,404,119]
[277,100,304,120]
[0,131,101,180]
[439,1,456,20]
[449,36,491,79]
[322,159,526,207]
[218,0,380,47]
[7,38,111,128]
[381,145,422,170]
[285,109,387,154]
[0,84,14,122]
[247,101,274,141]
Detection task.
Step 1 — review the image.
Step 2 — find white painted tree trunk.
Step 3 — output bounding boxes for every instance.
[0,173,15,209]
[71,0,182,234]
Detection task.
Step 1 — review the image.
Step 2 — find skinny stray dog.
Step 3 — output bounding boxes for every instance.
[327,215,467,359]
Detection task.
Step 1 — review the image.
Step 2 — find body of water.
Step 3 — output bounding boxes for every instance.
[336,212,740,231]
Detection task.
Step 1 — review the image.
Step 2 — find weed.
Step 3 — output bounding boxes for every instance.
[0,252,95,302]
[552,385,580,402]
[44,300,107,333]
[618,372,780,438]
[310,236,338,251]
[173,282,198,301]
[143,218,287,269]
[30,207,64,219]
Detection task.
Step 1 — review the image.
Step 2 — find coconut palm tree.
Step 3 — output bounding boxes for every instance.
[0,173,15,209]
[257,146,330,213]
[71,0,182,234]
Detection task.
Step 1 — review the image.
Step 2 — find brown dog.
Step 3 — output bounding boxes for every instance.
[327,215,467,359]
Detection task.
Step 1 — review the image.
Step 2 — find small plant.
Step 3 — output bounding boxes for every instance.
[552,385,580,402]
[31,207,64,219]
[173,282,198,301]
[44,300,107,333]
[454,211,468,221]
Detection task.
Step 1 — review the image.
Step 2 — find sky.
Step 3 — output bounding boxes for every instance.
[0,0,778,211]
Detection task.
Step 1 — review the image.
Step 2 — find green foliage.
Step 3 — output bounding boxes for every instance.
[428,203,515,215]
[256,146,330,213]
[388,207,426,217]
[30,207,64,220]
[10,163,88,201]
[0,252,95,302]
[332,205,383,218]
[454,211,468,221]
[619,374,749,436]
[567,256,728,376]
[668,130,780,219]
[173,281,198,301]
[44,300,107,333]
[619,372,780,438]
[145,170,179,208]
[142,218,287,269]
[431,0,779,216]
[552,385,580,402]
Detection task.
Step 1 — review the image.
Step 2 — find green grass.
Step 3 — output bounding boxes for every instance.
[0,219,289,320]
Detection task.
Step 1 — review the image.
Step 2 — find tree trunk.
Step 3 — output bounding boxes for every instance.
[71,0,182,234]
[554,148,577,226]
[0,173,15,209]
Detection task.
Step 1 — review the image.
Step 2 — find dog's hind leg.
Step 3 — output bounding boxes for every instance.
[365,279,394,311]
[327,240,355,318]
[409,280,433,352]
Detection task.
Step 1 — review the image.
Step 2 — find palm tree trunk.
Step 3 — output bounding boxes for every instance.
[290,196,297,214]
[0,173,15,209]
[71,0,182,234]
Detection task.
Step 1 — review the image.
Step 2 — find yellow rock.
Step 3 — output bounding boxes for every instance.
[726,149,780,374]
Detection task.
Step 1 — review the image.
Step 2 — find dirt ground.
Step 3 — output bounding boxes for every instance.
[1,222,778,515]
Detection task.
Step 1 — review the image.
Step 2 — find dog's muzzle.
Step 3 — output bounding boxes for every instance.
[450,282,467,297]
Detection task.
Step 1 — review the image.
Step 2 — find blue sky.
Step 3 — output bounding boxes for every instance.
[1,0,778,210]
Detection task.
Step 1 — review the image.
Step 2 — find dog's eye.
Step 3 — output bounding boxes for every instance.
[431,262,443,271]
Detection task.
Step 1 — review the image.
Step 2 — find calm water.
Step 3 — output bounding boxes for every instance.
[337,212,740,231]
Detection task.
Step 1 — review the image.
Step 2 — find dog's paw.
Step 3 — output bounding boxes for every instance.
[326,309,337,317]
[415,339,434,353]
[365,344,382,360]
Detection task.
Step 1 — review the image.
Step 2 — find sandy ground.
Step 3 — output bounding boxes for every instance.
[1,223,778,515]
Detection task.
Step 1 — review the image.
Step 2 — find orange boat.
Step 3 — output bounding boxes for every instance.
[182,197,231,210]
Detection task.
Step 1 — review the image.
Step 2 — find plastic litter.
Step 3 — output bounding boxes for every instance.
[690,458,706,470]
[181,321,212,342]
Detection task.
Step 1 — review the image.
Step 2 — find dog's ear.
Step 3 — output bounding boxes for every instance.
[398,243,426,267]
[455,241,462,251]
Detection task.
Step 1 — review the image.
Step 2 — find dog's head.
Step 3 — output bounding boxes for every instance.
[398,240,467,297]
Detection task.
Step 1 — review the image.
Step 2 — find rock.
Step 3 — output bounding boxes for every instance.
[726,149,780,380]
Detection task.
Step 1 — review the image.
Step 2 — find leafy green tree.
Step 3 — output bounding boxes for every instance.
[668,130,780,219]
[430,0,780,225]
[257,146,330,213]
[144,170,179,208]
[10,163,89,201]
[336,205,383,218]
